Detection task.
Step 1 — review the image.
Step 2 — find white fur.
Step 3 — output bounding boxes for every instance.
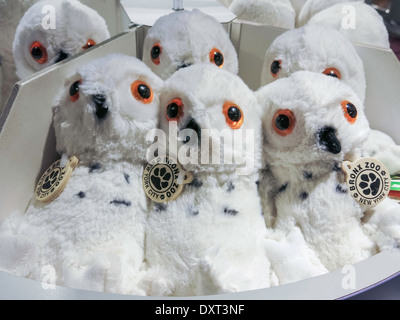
[0,0,37,110]
[228,0,296,29]
[364,130,400,176]
[143,64,272,296]
[307,2,390,48]
[257,72,376,272]
[0,54,163,294]
[12,0,110,80]
[297,0,363,27]
[261,25,366,103]
[142,9,238,80]
[260,24,400,185]
[289,0,307,16]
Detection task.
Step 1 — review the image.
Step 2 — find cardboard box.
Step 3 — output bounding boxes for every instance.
[0,1,400,300]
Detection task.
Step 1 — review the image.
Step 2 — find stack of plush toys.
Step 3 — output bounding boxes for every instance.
[0,0,399,297]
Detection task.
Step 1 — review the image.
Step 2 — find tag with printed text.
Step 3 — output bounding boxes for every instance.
[36,156,79,203]
[342,158,391,209]
[143,156,194,203]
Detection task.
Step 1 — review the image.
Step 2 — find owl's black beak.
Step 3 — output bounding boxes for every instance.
[92,94,108,119]
[318,126,342,154]
[182,118,201,144]
[55,50,69,63]
[177,62,192,70]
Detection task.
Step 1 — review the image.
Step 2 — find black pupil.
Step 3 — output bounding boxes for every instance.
[138,84,151,99]
[167,103,179,119]
[69,81,80,97]
[326,71,338,78]
[213,51,224,66]
[31,46,43,59]
[271,60,281,75]
[275,115,290,130]
[151,46,161,59]
[228,107,241,122]
[346,103,357,119]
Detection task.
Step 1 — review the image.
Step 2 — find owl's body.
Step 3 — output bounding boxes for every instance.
[144,64,272,296]
[257,72,376,272]
[0,54,163,294]
[3,161,147,294]
[142,9,238,80]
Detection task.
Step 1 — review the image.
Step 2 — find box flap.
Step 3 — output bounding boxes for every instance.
[120,0,236,26]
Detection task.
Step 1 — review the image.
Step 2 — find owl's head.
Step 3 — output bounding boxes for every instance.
[13,0,110,79]
[142,9,238,80]
[260,25,366,103]
[53,54,163,164]
[257,71,370,168]
[158,64,261,175]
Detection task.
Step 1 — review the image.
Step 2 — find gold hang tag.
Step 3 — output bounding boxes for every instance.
[342,157,391,209]
[142,156,194,203]
[35,156,79,203]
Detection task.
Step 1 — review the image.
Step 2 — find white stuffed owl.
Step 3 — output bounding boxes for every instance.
[306,1,390,48]
[228,0,296,29]
[0,0,37,111]
[296,0,363,27]
[260,24,400,179]
[12,0,110,80]
[257,71,376,272]
[0,54,163,295]
[142,9,238,80]
[260,25,366,103]
[143,64,272,296]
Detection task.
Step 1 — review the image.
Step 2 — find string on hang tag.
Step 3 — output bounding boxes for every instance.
[342,157,391,209]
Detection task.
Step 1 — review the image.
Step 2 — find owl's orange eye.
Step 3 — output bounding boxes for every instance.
[323,68,342,79]
[131,80,153,104]
[151,42,162,65]
[30,41,48,64]
[166,98,184,122]
[271,60,282,78]
[83,39,96,50]
[273,109,295,136]
[209,48,224,68]
[69,80,81,103]
[223,102,244,130]
[341,100,357,124]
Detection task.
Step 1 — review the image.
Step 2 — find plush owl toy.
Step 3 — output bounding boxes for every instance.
[142,9,238,80]
[0,0,37,110]
[12,0,110,80]
[143,64,272,296]
[228,0,296,29]
[257,71,376,272]
[306,1,390,48]
[260,24,400,175]
[261,25,366,103]
[0,54,163,295]
[296,0,363,27]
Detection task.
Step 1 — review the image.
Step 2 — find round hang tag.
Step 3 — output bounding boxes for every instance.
[35,156,79,203]
[142,156,194,203]
[342,157,391,209]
